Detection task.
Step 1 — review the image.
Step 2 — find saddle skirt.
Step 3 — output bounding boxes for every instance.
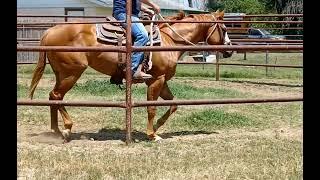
[97,16,160,85]
[96,16,161,46]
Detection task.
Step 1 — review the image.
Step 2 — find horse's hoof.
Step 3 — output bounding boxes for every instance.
[50,129,64,139]
[62,129,71,141]
[148,134,163,142]
[154,135,163,142]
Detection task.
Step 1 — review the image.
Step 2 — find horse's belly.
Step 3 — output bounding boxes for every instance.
[87,52,119,76]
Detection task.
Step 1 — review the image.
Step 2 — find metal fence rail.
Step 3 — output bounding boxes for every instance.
[17,97,303,108]
[16,14,303,18]
[17,45,303,52]
[17,20,303,26]
[16,38,303,43]
[177,62,302,68]
[16,27,304,31]
[17,8,304,144]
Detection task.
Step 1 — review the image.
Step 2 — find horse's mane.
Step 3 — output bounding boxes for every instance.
[158,11,186,29]
[158,11,217,29]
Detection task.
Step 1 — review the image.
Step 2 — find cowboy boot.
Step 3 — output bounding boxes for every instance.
[133,64,152,80]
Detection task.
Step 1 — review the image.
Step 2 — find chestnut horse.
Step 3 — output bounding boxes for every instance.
[29,10,232,141]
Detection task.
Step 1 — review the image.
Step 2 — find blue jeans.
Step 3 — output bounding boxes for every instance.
[113,13,149,74]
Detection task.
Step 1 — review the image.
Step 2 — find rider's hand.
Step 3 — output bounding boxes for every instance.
[144,8,155,16]
[152,4,161,14]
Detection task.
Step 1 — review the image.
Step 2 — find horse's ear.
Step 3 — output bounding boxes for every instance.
[215,9,220,13]
[220,10,225,17]
[177,10,185,20]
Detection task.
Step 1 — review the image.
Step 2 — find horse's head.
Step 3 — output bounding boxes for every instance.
[205,10,233,58]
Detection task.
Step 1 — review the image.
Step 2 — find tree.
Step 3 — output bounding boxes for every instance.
[206,0,303,37]
[206,0,264,14]
[206,0,225,11]
[207,0,303,14]
[259,0,303,14]
[282,0,303,14]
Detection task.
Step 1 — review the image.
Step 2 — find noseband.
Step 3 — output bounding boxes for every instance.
[205,15,227,44]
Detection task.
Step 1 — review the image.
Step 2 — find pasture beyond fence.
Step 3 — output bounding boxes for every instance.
[17,5,303,144]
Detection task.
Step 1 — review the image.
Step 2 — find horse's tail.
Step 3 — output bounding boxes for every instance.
[28,30,48,99]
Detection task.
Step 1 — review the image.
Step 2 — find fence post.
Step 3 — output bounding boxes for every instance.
[125,0,133,144]
[265,44,269,76]
[216,52,220,81]
[202,51,205,70]
[22,24,25,38]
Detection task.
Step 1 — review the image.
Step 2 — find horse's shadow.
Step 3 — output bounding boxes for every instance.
[25,128,218,144]
[70,128,218,142]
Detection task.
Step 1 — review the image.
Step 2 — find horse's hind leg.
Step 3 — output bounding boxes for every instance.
[153,82,177,133]
[49,61,87,140]
[49,94,60,134]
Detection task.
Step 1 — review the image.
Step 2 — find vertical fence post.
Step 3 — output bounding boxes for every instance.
[22,25,25,38]
[244,52,247,60]
[125,0,133,144]
[265,43,269,76]
[216,52,220,81]
[202,51,205,70]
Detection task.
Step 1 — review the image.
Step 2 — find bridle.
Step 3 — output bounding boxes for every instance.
[205,15,228,45]
[157,13,228,46]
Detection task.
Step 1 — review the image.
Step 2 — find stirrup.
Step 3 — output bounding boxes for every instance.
[132,71,153,80]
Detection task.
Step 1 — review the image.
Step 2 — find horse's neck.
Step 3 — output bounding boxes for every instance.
[161,22,205,44]
[160,21,206,58]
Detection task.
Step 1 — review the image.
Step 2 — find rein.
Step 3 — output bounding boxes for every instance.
[157,13,225,46]
[157,13,196,46]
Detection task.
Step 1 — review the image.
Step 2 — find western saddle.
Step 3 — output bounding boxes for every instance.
[96,16,161,46]
[96,14,161,85]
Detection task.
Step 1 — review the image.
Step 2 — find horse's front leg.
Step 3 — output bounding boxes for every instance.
[146,75,165,141]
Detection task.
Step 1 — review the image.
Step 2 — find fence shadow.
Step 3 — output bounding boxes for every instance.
[226,79,303,88]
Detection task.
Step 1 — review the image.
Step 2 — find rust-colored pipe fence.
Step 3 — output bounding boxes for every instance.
[16,61,303,69]
[230,39,302,43]
[17,45,303,52]
[124,2,134,142]
[177,62,302,68]
[16,13,303,18]
[16,27,304,31]
[16,44,303,82]
[18,97,302,108]
[227,27,303,30]
[17,20,303,26]
[16,38,303,43]
[17,6,303,144]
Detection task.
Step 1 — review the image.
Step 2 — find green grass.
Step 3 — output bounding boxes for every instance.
[17,64,101,75]
[18,52,303,80]
[17,84,48,99]
[18,79,251,100]
[175,108,253,129]
[236,103,303,128]
[177,52,303,79]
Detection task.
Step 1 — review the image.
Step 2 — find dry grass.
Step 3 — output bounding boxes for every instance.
[17,53,303,179]
[18,131,302,180]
